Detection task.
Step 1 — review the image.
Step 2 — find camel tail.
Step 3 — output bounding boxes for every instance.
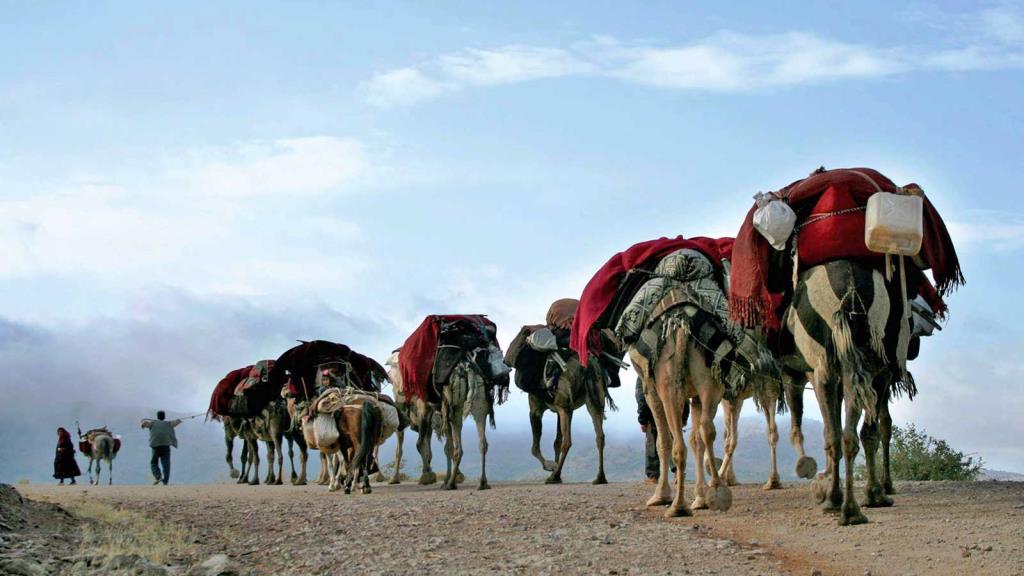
[830,287,879,421]
[356,402,383,476]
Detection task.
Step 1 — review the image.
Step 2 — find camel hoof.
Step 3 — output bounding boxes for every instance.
[328,484,339,492]
[292,479,307,486]
[418,472,437,485]
[708,485,733,512]
[691,497,709,510]
[840,509,869,526]
[646,495,672,507]
[441,483,457,491]
[273,479,283,486]
[388,478,401,485]
[248,479,260,486]
[478,481,491,491]
[810,476,828,504]
[455,472,466,484]
[229,470,240,479]
[344,487,351,494]
[883,482,895,496]
[236,477,247,485]
[864,492,894,508]
[362,486,373,495]
[762,478,782,491]
[544,475,562,485]
[542,460,556,472]
[664,505,693,518]
[796,456,817,479]
[592,475,608,485]
[373,473,386,483]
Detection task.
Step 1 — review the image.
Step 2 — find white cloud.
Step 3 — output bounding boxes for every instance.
[363,6,1024,107]
[188,136,367,198]
[947,211,1024,250]
[363,67,449,108]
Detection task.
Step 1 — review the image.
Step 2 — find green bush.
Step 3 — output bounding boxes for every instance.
[859,423,982,481]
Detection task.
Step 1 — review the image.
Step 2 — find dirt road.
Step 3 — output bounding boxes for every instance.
[20,479,1024,575]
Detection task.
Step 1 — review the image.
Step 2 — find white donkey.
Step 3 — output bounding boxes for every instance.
[82,428,118,485]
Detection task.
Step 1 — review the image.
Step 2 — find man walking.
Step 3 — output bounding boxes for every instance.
[141,411,181,485]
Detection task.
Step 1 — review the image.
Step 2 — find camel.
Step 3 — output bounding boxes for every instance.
[781,259,914,524]
[386,346,508,491]
[81,428,117,486]
[220,416,248,480]
[715,368,817,489]
[235,399,308,486]
[505,319,620,485]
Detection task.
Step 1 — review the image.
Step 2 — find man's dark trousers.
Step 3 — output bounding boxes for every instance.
[151,446,171,484]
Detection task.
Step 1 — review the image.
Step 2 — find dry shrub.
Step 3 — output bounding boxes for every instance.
[65,498,196,563]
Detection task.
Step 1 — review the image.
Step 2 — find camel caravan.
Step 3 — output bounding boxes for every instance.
[201,166,961,526]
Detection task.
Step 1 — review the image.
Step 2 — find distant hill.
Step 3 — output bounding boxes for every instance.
[1,400,831,485]
[978,469,1024,482]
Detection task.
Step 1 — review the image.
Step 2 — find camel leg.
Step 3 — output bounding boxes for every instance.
[689,399,708,510]
[529,395,556,472]
[108,458,113,485]
[373,445,386,483]
[327,451,340,492]
[476,416,491,490]
[645,385,673,507]
[389,428,404,484]
[248,440,261,485]
[587,397,607,485]
[443,411,465,491]
[417,419,437,485]
[293,438,308,486]
[237,441,250,484]
[811,375,843,512]
[225,430,240,479]
[698,391,730,512]
[316,452,329,485]
[762,386,782,490]
[264,441,276,485]
[718,398,741,487]
[880,395,895,495]
[840,383,868,525]
[545,408,572,484]
[287,436,297,483]
[785,374,817,479]
[861,377,893,508]
[663,393,691,518]
[275,436,285,485]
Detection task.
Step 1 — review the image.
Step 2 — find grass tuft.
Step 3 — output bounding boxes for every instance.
[64,497,196,564]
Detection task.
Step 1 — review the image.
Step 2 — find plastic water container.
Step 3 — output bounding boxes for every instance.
[865,192,923,255]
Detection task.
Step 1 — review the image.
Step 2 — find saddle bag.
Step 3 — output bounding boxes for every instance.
[313,413,340,448]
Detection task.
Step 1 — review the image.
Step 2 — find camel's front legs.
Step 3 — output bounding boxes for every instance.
[664,394,691,518]
[475,416,491,490]
[785,373,816,478]
[587,399,608,485]
[263,441,276,485]
[718,397,742,487]
[225,431,240,479]
[545,408,573,484]
[880,397,894,495]
[389,428,404,484]
[529,396,556,472]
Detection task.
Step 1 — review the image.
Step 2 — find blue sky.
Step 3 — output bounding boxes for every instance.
[1,1,1022,471]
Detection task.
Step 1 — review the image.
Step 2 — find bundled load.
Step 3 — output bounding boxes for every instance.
[207,360,275,420]
[301,387,404,450]
[506,299,625,399]
[398,315,510,403]
[78,427,122,455]
[730,167,963,330]
[570,236,778,399]
[267,340,389,407]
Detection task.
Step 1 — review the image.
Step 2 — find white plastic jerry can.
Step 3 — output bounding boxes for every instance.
[865,192,924,256]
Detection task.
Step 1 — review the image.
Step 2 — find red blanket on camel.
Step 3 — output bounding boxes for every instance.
[729,167,963,330]
[399,315,497,401]
[570,236,734,365]
[207,365,254,419]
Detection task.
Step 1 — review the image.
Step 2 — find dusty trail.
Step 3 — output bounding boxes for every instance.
[21,479,1024,576]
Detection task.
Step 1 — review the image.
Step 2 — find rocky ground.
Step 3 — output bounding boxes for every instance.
[13,478,1024,576]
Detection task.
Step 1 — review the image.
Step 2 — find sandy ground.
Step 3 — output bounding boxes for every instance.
[19,479,1024,576]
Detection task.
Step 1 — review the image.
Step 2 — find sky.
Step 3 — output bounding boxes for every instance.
[1,1,1022,472]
